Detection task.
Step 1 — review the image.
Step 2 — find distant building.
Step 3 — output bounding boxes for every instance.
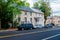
[53,16,60,26]
[14,6,44,28]
[46,16,52,24]
[46,16,60,26]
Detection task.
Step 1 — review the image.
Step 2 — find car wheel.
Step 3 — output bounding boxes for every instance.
[18,28,20,30]
[30,28,32,30]
[21,28,24,30]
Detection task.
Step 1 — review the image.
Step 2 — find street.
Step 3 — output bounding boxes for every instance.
[0,28,60,40]
[0,0,60,40]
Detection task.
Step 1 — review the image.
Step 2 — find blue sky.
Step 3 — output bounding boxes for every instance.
[27,0,60,16]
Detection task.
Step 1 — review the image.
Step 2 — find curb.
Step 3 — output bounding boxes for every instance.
[0,27,60,33]
[0,29,17,32]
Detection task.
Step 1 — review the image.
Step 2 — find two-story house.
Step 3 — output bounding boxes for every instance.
[14,6,44,28]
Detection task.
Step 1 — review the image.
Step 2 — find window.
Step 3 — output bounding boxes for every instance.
[30,12,32,16]
[59,17,60,19]
[39,14,41,16]
[25,12,27,15]
[25,17,27,22]
[30,18,32,23]
[18,17,20,22]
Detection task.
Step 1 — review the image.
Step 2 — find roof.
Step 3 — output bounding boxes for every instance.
[19,6,43,14]
[47,16,52,18]
[31,8,43,13]
[19,6,33,12]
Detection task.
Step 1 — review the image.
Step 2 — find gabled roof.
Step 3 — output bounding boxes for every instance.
[19,6,43,14]
[19,6,33,12]
[31,8,43,13]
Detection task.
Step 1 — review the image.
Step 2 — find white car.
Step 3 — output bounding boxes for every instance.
[34,24,42,28]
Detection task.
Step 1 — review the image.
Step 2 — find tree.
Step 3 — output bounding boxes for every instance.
[33,2,39,9]
[0,0,30,29]
[25,2,30,7]
[33,0,51,24]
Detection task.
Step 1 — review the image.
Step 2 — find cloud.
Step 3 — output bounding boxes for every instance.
[51,3,60,11]
[27,0,33,7]
[27,0,38,7]
[50,2,60,9]
[50,0,60,15]
[48,0,60,3]
[27,0,60,16]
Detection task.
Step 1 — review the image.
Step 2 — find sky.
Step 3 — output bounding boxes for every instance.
[27,0,60,16]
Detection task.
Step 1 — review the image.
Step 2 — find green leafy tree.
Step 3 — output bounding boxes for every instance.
[0,0,30,29]
[25,2,30,7]
[33,2,39,9]
[33,0,51,24]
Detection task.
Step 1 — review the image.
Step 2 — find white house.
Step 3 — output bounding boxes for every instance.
[14,6,44,28]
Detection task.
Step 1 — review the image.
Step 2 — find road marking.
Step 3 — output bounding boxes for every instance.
[42,34,60,40]
[0,31,44,38]
[0,28,60,39]
[0,29,49,38]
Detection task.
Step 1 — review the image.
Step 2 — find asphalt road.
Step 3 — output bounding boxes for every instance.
[0,28,60,40]
[48,35,60,40]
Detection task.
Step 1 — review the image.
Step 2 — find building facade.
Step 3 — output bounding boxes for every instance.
[14,6,44,28]
[46,16,60,26]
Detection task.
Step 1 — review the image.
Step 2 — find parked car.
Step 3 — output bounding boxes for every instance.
[18,23,34,30]
[34,24,42,28]
[44,23,55,28]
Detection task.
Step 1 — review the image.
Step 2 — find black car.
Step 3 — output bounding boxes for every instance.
[44,23,55,28]
[18,23,34,30]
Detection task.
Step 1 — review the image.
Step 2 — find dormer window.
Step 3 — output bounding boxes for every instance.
[30,12,32,16]
[25,12,27,15]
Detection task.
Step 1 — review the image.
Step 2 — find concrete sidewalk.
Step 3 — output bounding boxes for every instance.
[0,28,18,32]
[0,27,60,33]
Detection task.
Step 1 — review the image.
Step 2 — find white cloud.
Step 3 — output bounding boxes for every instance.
[27,0,38,7]
[50,3,60,11]
[50,0,60,16]
[27,0,33,7]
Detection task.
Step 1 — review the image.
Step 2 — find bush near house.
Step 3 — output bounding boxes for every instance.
[14,21,19,28]
[1,22,10,29]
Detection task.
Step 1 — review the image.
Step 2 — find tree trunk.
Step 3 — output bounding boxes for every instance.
[44,19,47,25]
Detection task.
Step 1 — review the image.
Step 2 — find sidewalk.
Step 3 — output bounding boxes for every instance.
[0,26,60,32]
[0,28,18,32]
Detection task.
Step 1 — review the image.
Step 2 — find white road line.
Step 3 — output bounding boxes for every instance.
[42,34,60,40]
